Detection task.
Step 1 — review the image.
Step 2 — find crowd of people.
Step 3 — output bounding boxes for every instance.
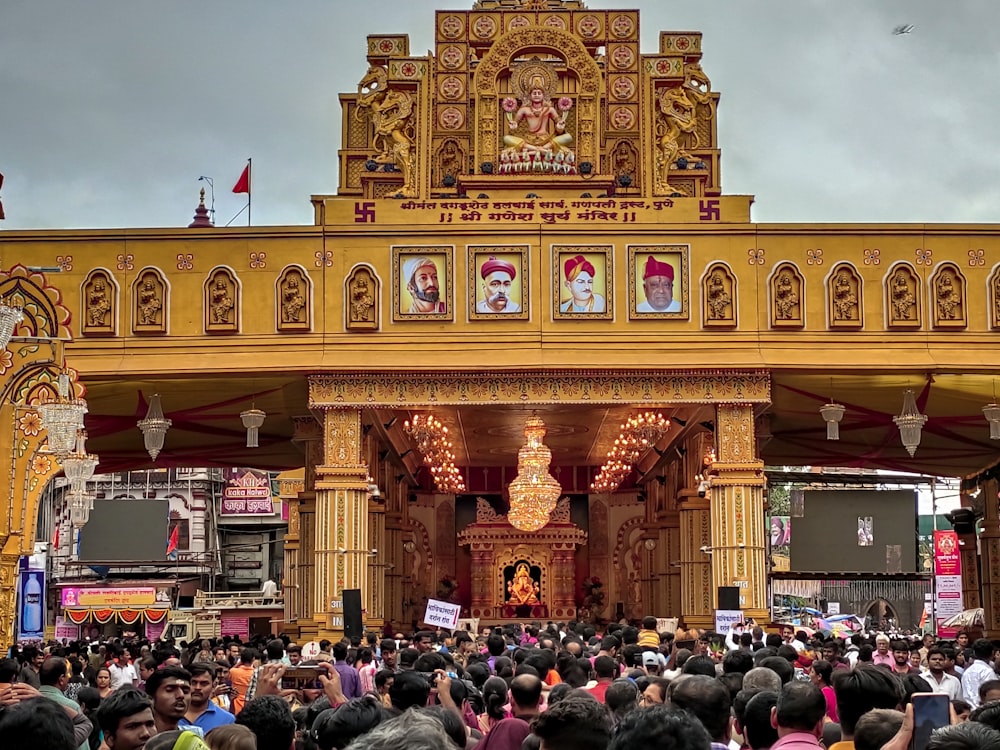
[4,617,1000,750]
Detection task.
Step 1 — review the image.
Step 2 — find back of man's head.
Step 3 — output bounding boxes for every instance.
[642,616,657,630]
[0,697,76,750]
[265,638,284,661]
[723,649,753,676]
[775,681,826,733]
[240,647,256,665]
[669,674,732,743]
[832,665,904,736]
[681,655,717,677]
[532,694,612,750]
[853,709,904,750]
[607,703,710,750]
[758,655,794,685]
[974,638,995,662]
[39,656,68,686]
[605,678,639,716]
[387,670,431,711]
[510,673,543,709]
[236,695,296,750]
[486,633,506,656]
[742,691,779,750]
[594,655,618,680]
[927,722,1000,750]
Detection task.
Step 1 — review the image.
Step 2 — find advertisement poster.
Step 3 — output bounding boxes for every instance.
[17,570,45,641]
[934,530,963,636]
[54,616,80,642]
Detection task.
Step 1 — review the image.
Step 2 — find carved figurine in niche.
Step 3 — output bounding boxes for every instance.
[88,276,111,326]
[891,270,916,321]
[774,271,799,320]
[994,275,1000,326]
[507,562,540,605]
[935,271,961,320]
[500,59,576,175]
[351,277,375,323]
[138,275,163,325]
[211,277,234,324]
[706,269,732,321]
[655,87,697,195]
[832,270,859,321]
[356,66,415,197]
[282,275,305,324]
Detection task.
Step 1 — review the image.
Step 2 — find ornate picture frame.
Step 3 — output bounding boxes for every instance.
[628,244,689,320]
[551,245,613,320]
[468,245,529,320]
[392,246,454,322]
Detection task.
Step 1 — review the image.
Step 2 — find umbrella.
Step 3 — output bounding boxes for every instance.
[941,608,984,628]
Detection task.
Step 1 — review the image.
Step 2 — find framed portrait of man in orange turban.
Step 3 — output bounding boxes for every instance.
[392,245,454,321]
[552,245,613,320]
[628,244,689,319]
[468,245,529,320]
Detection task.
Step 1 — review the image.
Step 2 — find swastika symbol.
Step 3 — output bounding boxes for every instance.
[699,199,720,221]
[355,201,376,223]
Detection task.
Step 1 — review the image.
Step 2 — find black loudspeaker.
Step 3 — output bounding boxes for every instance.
[717,586,740,611]
[343,588,363,639]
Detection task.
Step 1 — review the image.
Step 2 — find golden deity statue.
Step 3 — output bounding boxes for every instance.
[507,562,540,605]
[500,59,576,174]
[356,65,416,197]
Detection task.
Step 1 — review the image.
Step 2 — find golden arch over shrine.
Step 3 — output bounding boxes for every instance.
[3,0,1000,646]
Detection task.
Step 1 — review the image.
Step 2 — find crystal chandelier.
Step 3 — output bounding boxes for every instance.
[507,416,562,532]
[138,393,172,461]
[592,411,670,492]
[0,297,24,349]
[240,407,266,448]
[403,413,466,493]
[67,489,95,528]
[819,402,846,440]
[38,372,88,457]
[892,388,927,457]
[60,431,99,492]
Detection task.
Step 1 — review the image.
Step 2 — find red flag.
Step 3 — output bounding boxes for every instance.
[51,523,59,549]
[0,171,5,220]
[232,164,250,194]
[166,524,179,555]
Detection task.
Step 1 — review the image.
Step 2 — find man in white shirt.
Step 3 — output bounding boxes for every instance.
[261,576,278,603]
[961,638,999,708]
[923,646,962,701]
[108,647,138,690]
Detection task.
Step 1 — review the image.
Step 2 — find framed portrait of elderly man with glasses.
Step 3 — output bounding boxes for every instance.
[392,246,454,321]
[468,246,529,320]
[628,245,690,320]
[552,245,613,320]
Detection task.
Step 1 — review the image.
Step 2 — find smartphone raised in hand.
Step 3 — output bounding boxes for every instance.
[911,693,950,750]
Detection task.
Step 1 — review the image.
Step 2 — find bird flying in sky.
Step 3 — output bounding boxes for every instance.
[892,24,915,35]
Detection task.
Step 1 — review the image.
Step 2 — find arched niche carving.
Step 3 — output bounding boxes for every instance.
[769,263,804,328]
[609,139,639,184]
[930,262,967,329]
[827,262,863,329]
[473,25,602,171]
[82,268,118,336]
[885,262,921,329]
[276,265,312,333]
[434,138,466,189]
[702,262,736,328]
[613,515,647,621]
[345,264,380,332]
[494,545,552,608]
[990,265,1000,330]
[204,266,239,334]
[132,267,168,334]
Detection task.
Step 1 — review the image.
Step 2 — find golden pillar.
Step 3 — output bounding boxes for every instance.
[678,489,713,629]
[710,403,768,621]
[979,478,1000,636]
[286,415,323,640]
[313,408,370,638]
[367,495,386,631]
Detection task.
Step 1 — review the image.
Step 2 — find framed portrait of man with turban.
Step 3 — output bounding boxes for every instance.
[392,245,454,321]
[468,245,529,320]
[552,245,613,320]
[628,244,689,319]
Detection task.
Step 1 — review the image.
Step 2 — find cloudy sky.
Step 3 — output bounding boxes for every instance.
[2,0,997,230]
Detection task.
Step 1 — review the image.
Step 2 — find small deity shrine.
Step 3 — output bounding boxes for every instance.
[457,497,587,620]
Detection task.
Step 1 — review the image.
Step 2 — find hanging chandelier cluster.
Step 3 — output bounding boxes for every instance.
[507,416,562,532]
[0,297,24,350]
[403,414,466,493]
[591,411,671,492]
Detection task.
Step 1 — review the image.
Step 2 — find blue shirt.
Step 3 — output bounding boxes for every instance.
[180,702,236,733]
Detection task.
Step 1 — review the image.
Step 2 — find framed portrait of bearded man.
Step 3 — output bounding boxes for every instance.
[392,245,454,322]
[628,244,690,320]
[468,245,529,320]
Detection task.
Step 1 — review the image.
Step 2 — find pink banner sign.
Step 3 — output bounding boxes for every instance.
[220,615,249,638]
[934,531,961,576]
[222,471,275,515]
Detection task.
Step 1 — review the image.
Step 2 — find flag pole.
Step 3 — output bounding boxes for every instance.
[247,158,252,227]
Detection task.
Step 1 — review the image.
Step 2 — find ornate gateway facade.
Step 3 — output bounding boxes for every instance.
[3,1,1000,645]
